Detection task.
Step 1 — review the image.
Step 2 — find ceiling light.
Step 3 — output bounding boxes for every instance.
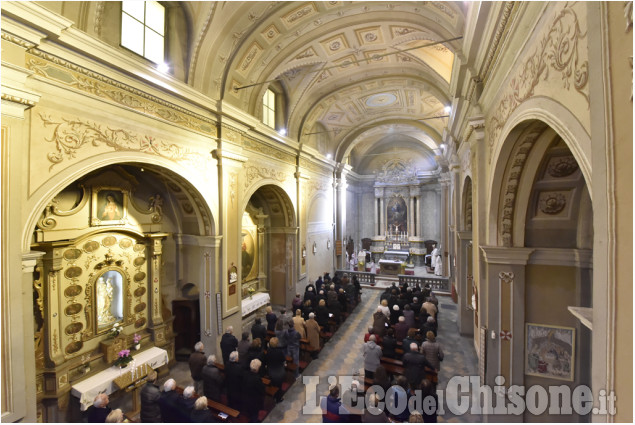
[279,128,287,136]
[326,153,332,160]
[444,105,452,113]
[157,62,170,73]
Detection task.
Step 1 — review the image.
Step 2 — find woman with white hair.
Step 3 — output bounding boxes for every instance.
[105,408,124,423]
[242,359,265,422]
[225,351,243,410]
[190,396,214,422]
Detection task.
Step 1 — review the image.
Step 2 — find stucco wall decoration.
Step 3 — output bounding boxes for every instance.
[487,4,589,161]
[39,114,211,171]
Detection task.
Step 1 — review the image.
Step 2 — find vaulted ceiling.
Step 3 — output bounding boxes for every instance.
[188,1,466,174]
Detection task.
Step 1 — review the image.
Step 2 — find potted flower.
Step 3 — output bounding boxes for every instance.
[108,323,123,339]
[133,333,141,350]
[114,349,133,368]
[248,287,255,299]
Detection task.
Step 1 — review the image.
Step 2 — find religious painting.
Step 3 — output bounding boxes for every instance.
[525,323,575,381]
[92,188,127,226]
[386,196,407,233]
[241,230,257,281]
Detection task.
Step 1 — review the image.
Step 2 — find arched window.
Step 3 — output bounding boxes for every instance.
[121,1,165,65]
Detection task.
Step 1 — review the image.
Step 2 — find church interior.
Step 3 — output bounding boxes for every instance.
[1,1,632,423]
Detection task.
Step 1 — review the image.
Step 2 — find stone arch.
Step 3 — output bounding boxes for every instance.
[23,154,217,251]
[241,183,297,307]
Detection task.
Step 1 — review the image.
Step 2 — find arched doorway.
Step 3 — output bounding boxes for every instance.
[29,163,216,422]
[242,184,296,307]
[484,120,593,422]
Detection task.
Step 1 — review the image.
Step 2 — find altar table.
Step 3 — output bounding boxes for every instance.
[71,346,168,410]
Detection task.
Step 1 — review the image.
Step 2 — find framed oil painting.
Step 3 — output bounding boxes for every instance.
[92,188,127,226]
[241,230,257,281]
[525,323,575,381]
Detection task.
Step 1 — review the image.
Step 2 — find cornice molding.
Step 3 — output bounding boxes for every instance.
[480,246,534,265]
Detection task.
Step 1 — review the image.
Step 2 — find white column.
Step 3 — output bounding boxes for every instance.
[439,174,450,276]
[408,194,415,237]
[374,195,379,236]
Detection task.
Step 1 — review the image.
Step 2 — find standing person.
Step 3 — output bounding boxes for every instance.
[237,331,251,370]
[247,338,266,376]
[159,379,179,423]
[381,328,398,359]
[403,304,415,329]
[266,337,287,403]
[419,379,439,423]
[265,306,278,332]
[321,386,351,423]
[286,322,302,378]
[190,396,215,423]
[242,359,266,422]
[421,331,444,373]
[225,351,243,410]
[140,370,161,423]
[220,326,238,365]
[251,317,268,344]
[363,335,383,379]
[402,343,433,390]
[315,299,329,329]
[372,307,390,337]
[87,394,111,423]
[274,318,288,356]
[394,316,409,341]
[176,386,196,423]
[202,355,224,402]
[292,293,303,312]
[305,312,321,358]
[188,341,206,395]
[293,309,307,338]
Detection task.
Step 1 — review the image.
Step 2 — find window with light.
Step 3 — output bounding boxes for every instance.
[121,1,165,64]
[263,88,276,129]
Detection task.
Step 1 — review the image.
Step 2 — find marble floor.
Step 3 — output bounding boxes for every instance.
[149,286,481,423]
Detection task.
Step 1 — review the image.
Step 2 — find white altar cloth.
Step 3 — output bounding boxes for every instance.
[71,346,168,410]
[242,292,270,317]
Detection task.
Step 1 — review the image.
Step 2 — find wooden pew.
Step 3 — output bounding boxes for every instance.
[175,385,240,421]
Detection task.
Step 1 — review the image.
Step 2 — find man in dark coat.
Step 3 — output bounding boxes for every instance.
[402,343,434,390]
[220,326,238,365]
[86,394,111,423]
[225,351,243,410]
[242,359,265,422]
[159,379,180,423]
[202,355,224,402]
[176,386,197,423]
[189,341,206,395]
[251,317,268,343]
[237,331,251,370]
[140,370,162,423]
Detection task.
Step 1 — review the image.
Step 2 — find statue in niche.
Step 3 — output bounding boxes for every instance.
[97,276,115,324]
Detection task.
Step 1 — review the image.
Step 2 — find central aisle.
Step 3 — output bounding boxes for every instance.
[263,290,381,422]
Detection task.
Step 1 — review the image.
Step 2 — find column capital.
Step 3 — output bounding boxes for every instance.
[374,187,384,197]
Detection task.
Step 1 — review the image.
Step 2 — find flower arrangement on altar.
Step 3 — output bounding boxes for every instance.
[133,333,141,350]
[114,349,133,368]
[248,287,256,299]
[108,323,123,338]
